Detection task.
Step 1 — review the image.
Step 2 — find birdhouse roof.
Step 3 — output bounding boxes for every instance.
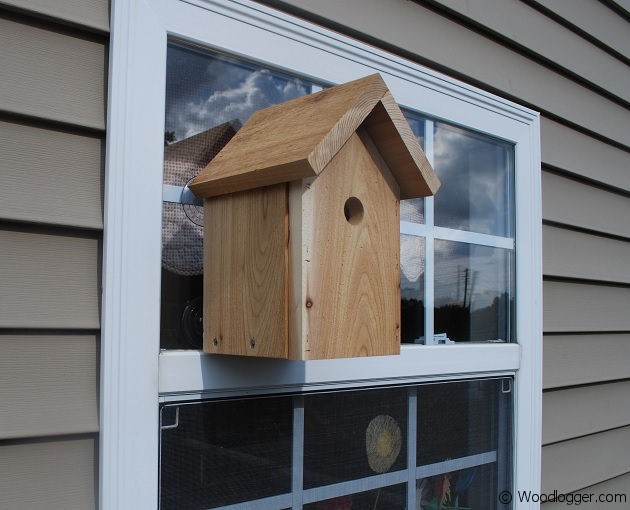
[189,74,440,200]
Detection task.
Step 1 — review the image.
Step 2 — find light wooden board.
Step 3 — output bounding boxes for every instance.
[0,334,98,440]
[0,17,105,130]
[543,333,630,389]
[0,436,96,510]
[203,184,288,358]
[0,120,103,229]
[191,74,388,197]
[543,381,630,445]
[541,426,630,495]
[303,130,400,359]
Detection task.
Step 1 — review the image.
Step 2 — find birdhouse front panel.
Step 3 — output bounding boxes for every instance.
[290,129,401,360]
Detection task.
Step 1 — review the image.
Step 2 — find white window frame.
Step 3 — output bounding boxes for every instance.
[102,0,542,508]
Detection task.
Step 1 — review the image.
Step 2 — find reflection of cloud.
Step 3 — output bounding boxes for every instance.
[433,123,512,236]
[166,50,310,140]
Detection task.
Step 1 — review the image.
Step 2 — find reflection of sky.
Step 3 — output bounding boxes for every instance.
[434,240,512,311]
[433,123,514,237]
[165,43,312,141]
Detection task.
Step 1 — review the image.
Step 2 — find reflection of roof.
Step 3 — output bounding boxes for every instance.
[190,74,440,199]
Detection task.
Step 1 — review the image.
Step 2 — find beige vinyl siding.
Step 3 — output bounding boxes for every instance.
[543,381,630,445]
[543,225,630,284]
[0,3,105,508]
[530,0,630,58]
[542,472,630,510]
[544,333,630,389]
[431,0,630,103]
[0,120,103,229]
[0,0,109,31]
[541,426,630,495]
[0,437,97,510]
[263,0,630,500]
[266,0,630,147]
[0,16,106,130]
[540,118,630,192]
[0,334,98,440]
[0,229,100,329]
[542,171,630,238]
[543,281,630,332]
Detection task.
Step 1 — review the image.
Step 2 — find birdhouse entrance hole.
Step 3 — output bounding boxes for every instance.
[344,196,364,225]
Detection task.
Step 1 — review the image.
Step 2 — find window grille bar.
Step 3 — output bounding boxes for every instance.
[406,387,418,509]
[400,222,515,250]
[415,451,497,479]
[201,493,293,510]
[292,395,305,510]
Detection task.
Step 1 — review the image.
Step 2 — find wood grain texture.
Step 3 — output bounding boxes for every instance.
[0,334,98,440]
[272,0,630,148]
[303,130,400,359]
[543,381,630,445]
[542,472,630,510]
[0,17,105,130]
[191,74,388,198]
[542,171,630,239]
[0,229,100,328]
[543,333,630,389]
[0,436,96,510]
[543,225,630,284]
[0,120,103,229]
[544,281,630,333]
[364,92,439,198]
[432,0,630,103]
[0,0,110,32]
[203,184,288,358]
[541,426,630,495]
[541,118,630,192]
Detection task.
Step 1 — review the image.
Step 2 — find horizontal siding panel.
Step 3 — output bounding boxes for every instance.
[531,0,630,59]
[543,281,630,333]
[541,426,630,495]
[432,0,630,103]
[542,171,630,239]
[0,17,105,130]
[543,225,630,284]
[0,229,100,328]
[0,334,98,440]
[274,0,630,147]
[541,118,630,192]
[0,0,109,31]
[0,120,103,229]
[543,381,630,445]
[544,333,630,388]
[0,436,96,510]
[542,472,630,509]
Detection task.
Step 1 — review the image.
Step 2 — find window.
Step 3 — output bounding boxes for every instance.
[103,1,542,508]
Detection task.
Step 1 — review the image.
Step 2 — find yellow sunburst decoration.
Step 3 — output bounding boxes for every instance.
[365,414,402,473]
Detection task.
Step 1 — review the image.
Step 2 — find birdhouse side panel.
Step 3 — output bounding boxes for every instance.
[304,130,401,359]
[203,185,289,358]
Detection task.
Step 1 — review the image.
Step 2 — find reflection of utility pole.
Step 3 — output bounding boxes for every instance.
[463,267,469,308]
[468,270,478,309]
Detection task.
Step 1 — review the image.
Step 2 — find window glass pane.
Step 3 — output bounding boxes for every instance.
[304,387,408,488]
[401,234,425,343]
[434,240,514,343]
[159,396,293,509]
[433,122,514,237]
[400,111,426,224]
[161,42,317,349]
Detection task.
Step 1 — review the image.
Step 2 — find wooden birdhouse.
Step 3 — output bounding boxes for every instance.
[189,74,440,360]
